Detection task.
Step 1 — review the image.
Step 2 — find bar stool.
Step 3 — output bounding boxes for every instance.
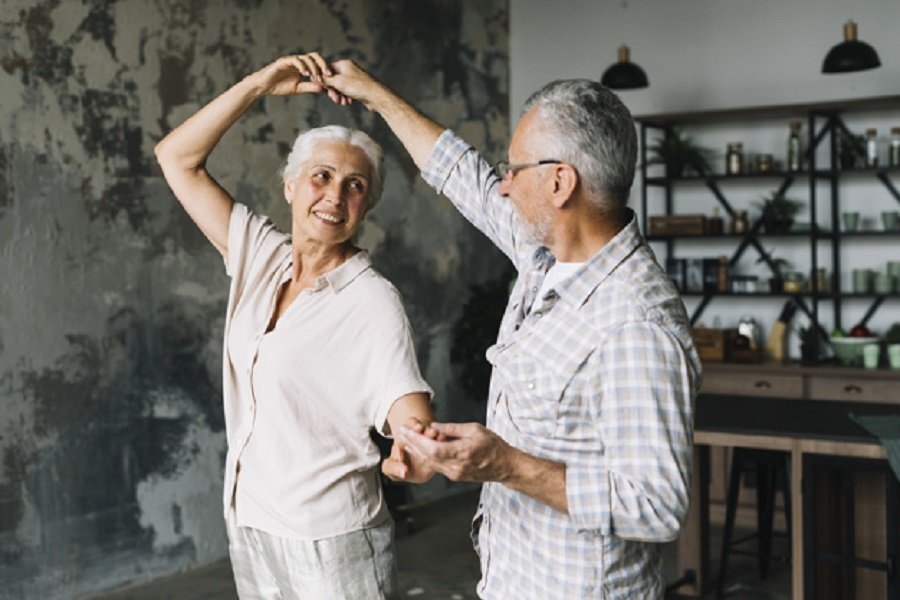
[803,454,899,599]
[716,447,792,598]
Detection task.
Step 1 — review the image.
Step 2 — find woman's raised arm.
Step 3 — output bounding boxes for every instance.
[154,53,341,258]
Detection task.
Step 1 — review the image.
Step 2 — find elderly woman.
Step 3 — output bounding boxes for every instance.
[154,53,435,599]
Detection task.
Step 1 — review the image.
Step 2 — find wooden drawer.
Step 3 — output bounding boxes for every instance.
[808,376,900,404]
[701,371,804,399]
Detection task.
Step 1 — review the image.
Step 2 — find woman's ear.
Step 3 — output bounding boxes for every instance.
[283,178,294,204]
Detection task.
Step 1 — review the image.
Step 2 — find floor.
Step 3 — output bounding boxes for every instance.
[92,488,791,600]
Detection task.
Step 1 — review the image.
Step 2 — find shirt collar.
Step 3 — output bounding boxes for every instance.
[537,209,643,307]
[286,249,371,293]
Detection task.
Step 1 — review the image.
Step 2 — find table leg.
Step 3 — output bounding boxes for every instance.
[675,444,709,596]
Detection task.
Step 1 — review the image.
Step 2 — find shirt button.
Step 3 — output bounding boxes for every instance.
[531,286,538,293]
[534,312,542,318]
[527,381,535,390]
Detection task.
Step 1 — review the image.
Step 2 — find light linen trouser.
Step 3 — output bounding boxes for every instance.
[226,509,398,599]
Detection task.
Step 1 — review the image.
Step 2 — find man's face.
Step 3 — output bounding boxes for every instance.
[499,108,554,245]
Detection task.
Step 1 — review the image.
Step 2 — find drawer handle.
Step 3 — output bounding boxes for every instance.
[754,380,772,389]
[843,384,862,394]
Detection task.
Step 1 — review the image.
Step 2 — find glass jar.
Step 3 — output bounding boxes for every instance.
[787,121,802,172]
[731,209,748,234]
[865,128,878,167]
[725,142,744,175]
[890,127,900,167]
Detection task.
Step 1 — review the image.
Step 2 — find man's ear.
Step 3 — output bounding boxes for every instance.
[283,178,294,204]
[549,164,578,208]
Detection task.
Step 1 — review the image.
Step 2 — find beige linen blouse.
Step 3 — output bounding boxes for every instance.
[221,203,432,540]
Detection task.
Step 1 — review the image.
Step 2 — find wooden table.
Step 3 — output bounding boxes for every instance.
[674,394,892,599]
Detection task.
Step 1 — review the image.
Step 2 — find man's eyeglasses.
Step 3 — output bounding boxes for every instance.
[494,159,562,179]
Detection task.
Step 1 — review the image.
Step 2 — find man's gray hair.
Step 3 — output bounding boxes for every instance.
[522,79,637,213]
[280,125,385,207]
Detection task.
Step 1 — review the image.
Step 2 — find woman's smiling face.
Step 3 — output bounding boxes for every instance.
[284,140,373,248]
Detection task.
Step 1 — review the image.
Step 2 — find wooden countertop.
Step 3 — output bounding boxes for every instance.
[702,360,900,380]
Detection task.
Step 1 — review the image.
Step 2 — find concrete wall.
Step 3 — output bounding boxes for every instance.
[0,1,509,597]
[511,0,900,344]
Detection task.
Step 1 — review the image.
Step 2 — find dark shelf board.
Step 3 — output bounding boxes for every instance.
[635,95,900,125]
[645,171,808,184]
[645,166,900,184]
[647,231,835,241]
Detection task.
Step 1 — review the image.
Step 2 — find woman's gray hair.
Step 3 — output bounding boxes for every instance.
[521,79,637,213]
[280,125,385,208]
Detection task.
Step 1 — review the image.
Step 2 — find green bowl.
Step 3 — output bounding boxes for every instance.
[830,337,879,367]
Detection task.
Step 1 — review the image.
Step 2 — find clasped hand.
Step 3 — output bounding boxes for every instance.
[387,421,517,485]
[250,53,377,108]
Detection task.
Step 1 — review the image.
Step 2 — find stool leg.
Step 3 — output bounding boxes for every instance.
[781,456,792,561]
[757,462,775,579]
[717,450,744,598]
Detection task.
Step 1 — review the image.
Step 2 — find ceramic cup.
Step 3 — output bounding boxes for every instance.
[862,343,880,369]
[842,211,860,232]
[882,211,900,231]
[874,273,895,295]
[888,344,900,370]
[888,260,900,279]
[852,268,872,293]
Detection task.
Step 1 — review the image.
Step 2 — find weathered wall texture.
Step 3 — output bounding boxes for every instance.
[0,1,509,597]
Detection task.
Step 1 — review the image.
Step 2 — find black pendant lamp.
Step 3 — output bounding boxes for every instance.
[601,45,649,89]
[822,20,881,73]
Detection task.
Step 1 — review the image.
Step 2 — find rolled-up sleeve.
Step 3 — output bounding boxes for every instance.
[421,130,527,265]
[566,320,695,542]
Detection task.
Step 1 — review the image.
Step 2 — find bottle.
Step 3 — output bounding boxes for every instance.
[708,206,724,235]
[890,127,900,167]
[716,256,730,293]
[731,209,748,235]
[726,142,744,175]
[865,128,878,167]
[787,121,802,172]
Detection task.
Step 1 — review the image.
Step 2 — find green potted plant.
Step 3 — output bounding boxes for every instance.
[647,129,715,177]
[757,250,790,292]
[838,130,866,169]
[755,192,804,234]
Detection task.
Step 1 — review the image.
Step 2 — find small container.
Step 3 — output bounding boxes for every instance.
[890,127,900,167]
[865,128,878,167]
[874,273,895,295]
[756,153,774,173]
[783,273,805,294]
[852,268,872,293]
[787,121,802,172]
[731,210,749,234]
[813,268,830,293]
[716,256,730,293]
[707,207,724,234]
[725,142,744,175]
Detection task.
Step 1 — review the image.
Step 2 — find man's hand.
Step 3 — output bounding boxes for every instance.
[248,53,350,105]
[396,422,519,484]
[324,59,385,110]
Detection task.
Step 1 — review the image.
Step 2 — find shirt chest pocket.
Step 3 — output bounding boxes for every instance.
[500,336,594,439]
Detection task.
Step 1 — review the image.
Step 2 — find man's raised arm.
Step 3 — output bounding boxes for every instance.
[326,60,443,169]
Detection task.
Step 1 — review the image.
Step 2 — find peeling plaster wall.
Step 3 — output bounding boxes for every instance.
[0,1,509,597]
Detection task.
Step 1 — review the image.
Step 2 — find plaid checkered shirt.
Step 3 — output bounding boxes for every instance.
[421,130,702,599]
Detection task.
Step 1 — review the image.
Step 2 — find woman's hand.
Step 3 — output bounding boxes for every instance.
[250,53,351,105]
[382,417,441,484]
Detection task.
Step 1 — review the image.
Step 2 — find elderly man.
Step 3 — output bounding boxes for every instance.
[324,61,701,599]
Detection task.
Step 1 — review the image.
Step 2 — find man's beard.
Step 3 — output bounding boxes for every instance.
[519,206,553,247]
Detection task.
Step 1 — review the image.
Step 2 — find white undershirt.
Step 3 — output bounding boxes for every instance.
[534,260,584,307]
